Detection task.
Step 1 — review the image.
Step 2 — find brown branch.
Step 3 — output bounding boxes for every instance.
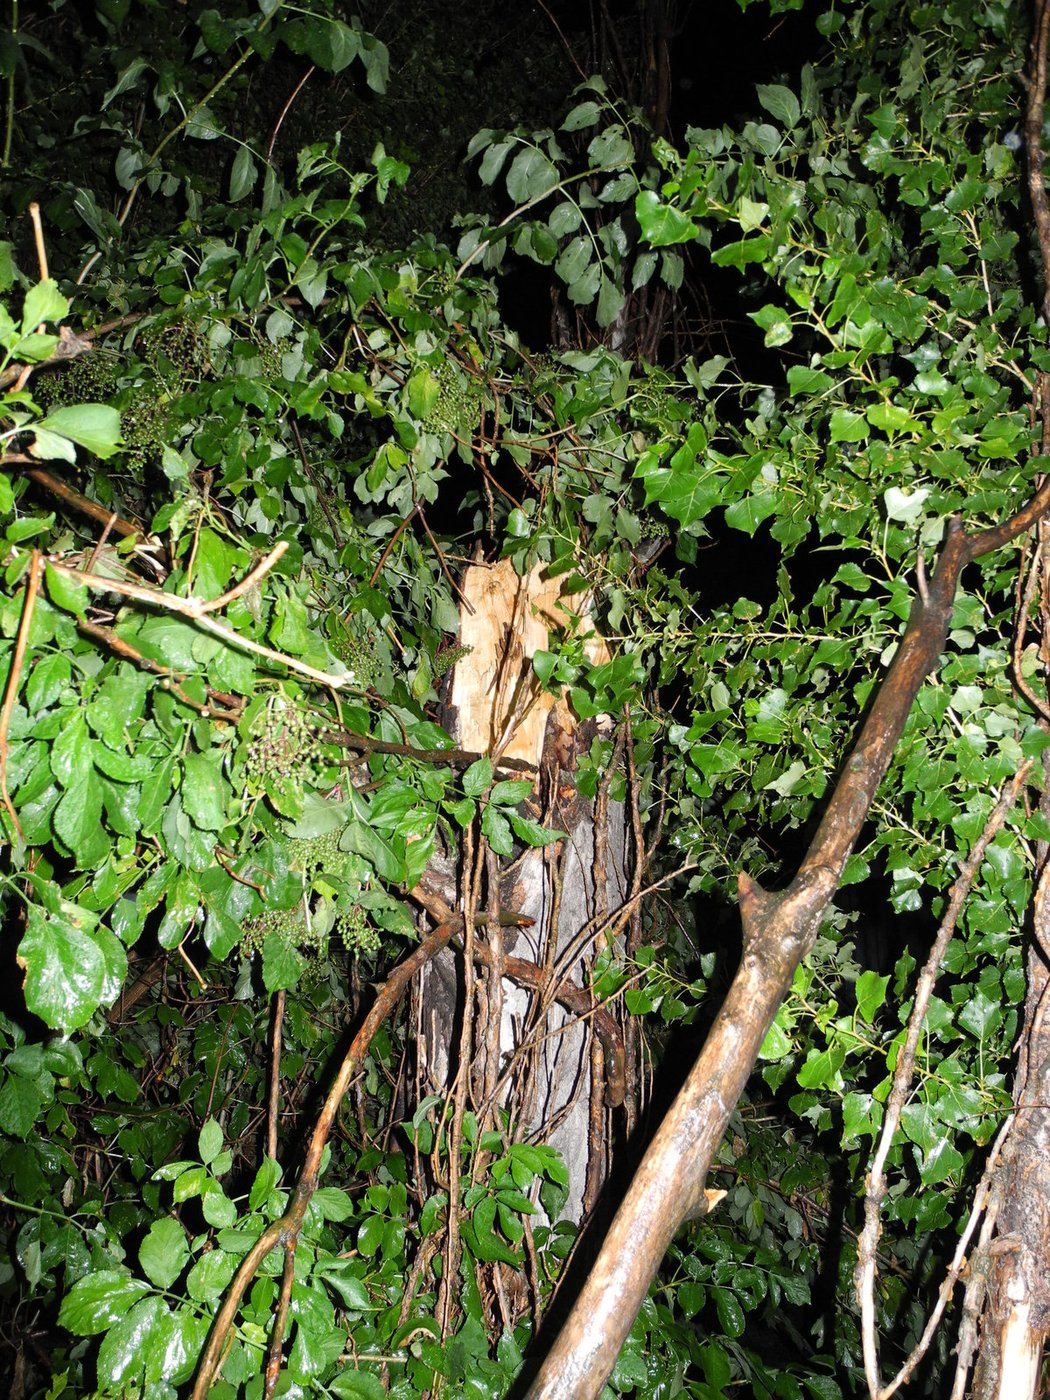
[22,468,144,541]
[76,619,243,720]
[0,550,41,843]
[190,907,459,1400]
[266,990,285,1164]
[324,725,537,774]
[455,932,627,1108]
[523,490,1050,1399]
[1028,0,1050,315]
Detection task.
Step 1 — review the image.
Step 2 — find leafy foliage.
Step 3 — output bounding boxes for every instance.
[0,0,1047,1395]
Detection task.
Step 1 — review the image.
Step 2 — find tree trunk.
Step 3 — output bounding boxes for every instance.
[418,560,632,1223]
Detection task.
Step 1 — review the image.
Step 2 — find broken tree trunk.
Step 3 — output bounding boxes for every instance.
[419,558,631,1223]
[523,489,1050,1399]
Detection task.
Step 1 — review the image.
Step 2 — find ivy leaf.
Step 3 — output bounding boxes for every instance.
[36,405,122,459]
[58,1269,150,1336]
[181,753,228,832]
[140,1218,189,1289]
[17,903,106,1032]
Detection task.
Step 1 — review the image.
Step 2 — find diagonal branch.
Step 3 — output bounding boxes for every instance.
[522,488,1050,1399]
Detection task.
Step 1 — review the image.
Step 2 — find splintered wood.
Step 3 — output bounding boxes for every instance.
[448,558,609,770]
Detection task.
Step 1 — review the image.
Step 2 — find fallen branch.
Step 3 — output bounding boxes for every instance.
[523,485,1050,1399]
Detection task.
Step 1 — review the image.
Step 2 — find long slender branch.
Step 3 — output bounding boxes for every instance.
[523,483,1050,1398]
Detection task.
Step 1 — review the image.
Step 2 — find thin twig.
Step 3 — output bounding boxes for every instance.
[45,551,356,689]
[267,990,285,1164]
[267,66,315,164]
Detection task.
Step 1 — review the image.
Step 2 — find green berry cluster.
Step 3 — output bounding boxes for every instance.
[137,320,204,385]
[427,360,484,436]
[243,700,323,790]
[289,829,342,876]
[433,643,472,680]
[331,626,378,690]
[33,350,117,410]
[336,904,380,955]
[240,903,323,957]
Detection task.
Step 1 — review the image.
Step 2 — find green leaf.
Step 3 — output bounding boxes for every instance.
[198,1116,223,1164]
[181,752,228,831]
[508,812,566,847]
[97,1296,168,1388]
[482,803,513,856]
[229,145,258,201]
[855,971,889,1024]
[635,190,697,247]
[0,1071,44,1138]
[262,931,307,993]
[186,1246,237,1303]
[714,1288,745,1339]
[340,820,406,883]
[561,100,602,132]
[408,368,441,419]
[829,408,868,443]
[18,902,106,1032]
[58,1270,150,1336]
[36,405,122,459]
[489,779,532,806]
[139,1218,189,1289]
[756,82,800,127]
[330,1369,387,1399]
[23,279,69,330]
[44,564,87,618]
[505,147,558,203]
[249,1157,281,1210]
[463,756,493,797]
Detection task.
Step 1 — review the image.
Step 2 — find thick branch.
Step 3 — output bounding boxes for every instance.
[523,497,1050,1399]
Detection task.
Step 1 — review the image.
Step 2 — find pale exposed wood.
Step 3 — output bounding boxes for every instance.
[449,559,608,770]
